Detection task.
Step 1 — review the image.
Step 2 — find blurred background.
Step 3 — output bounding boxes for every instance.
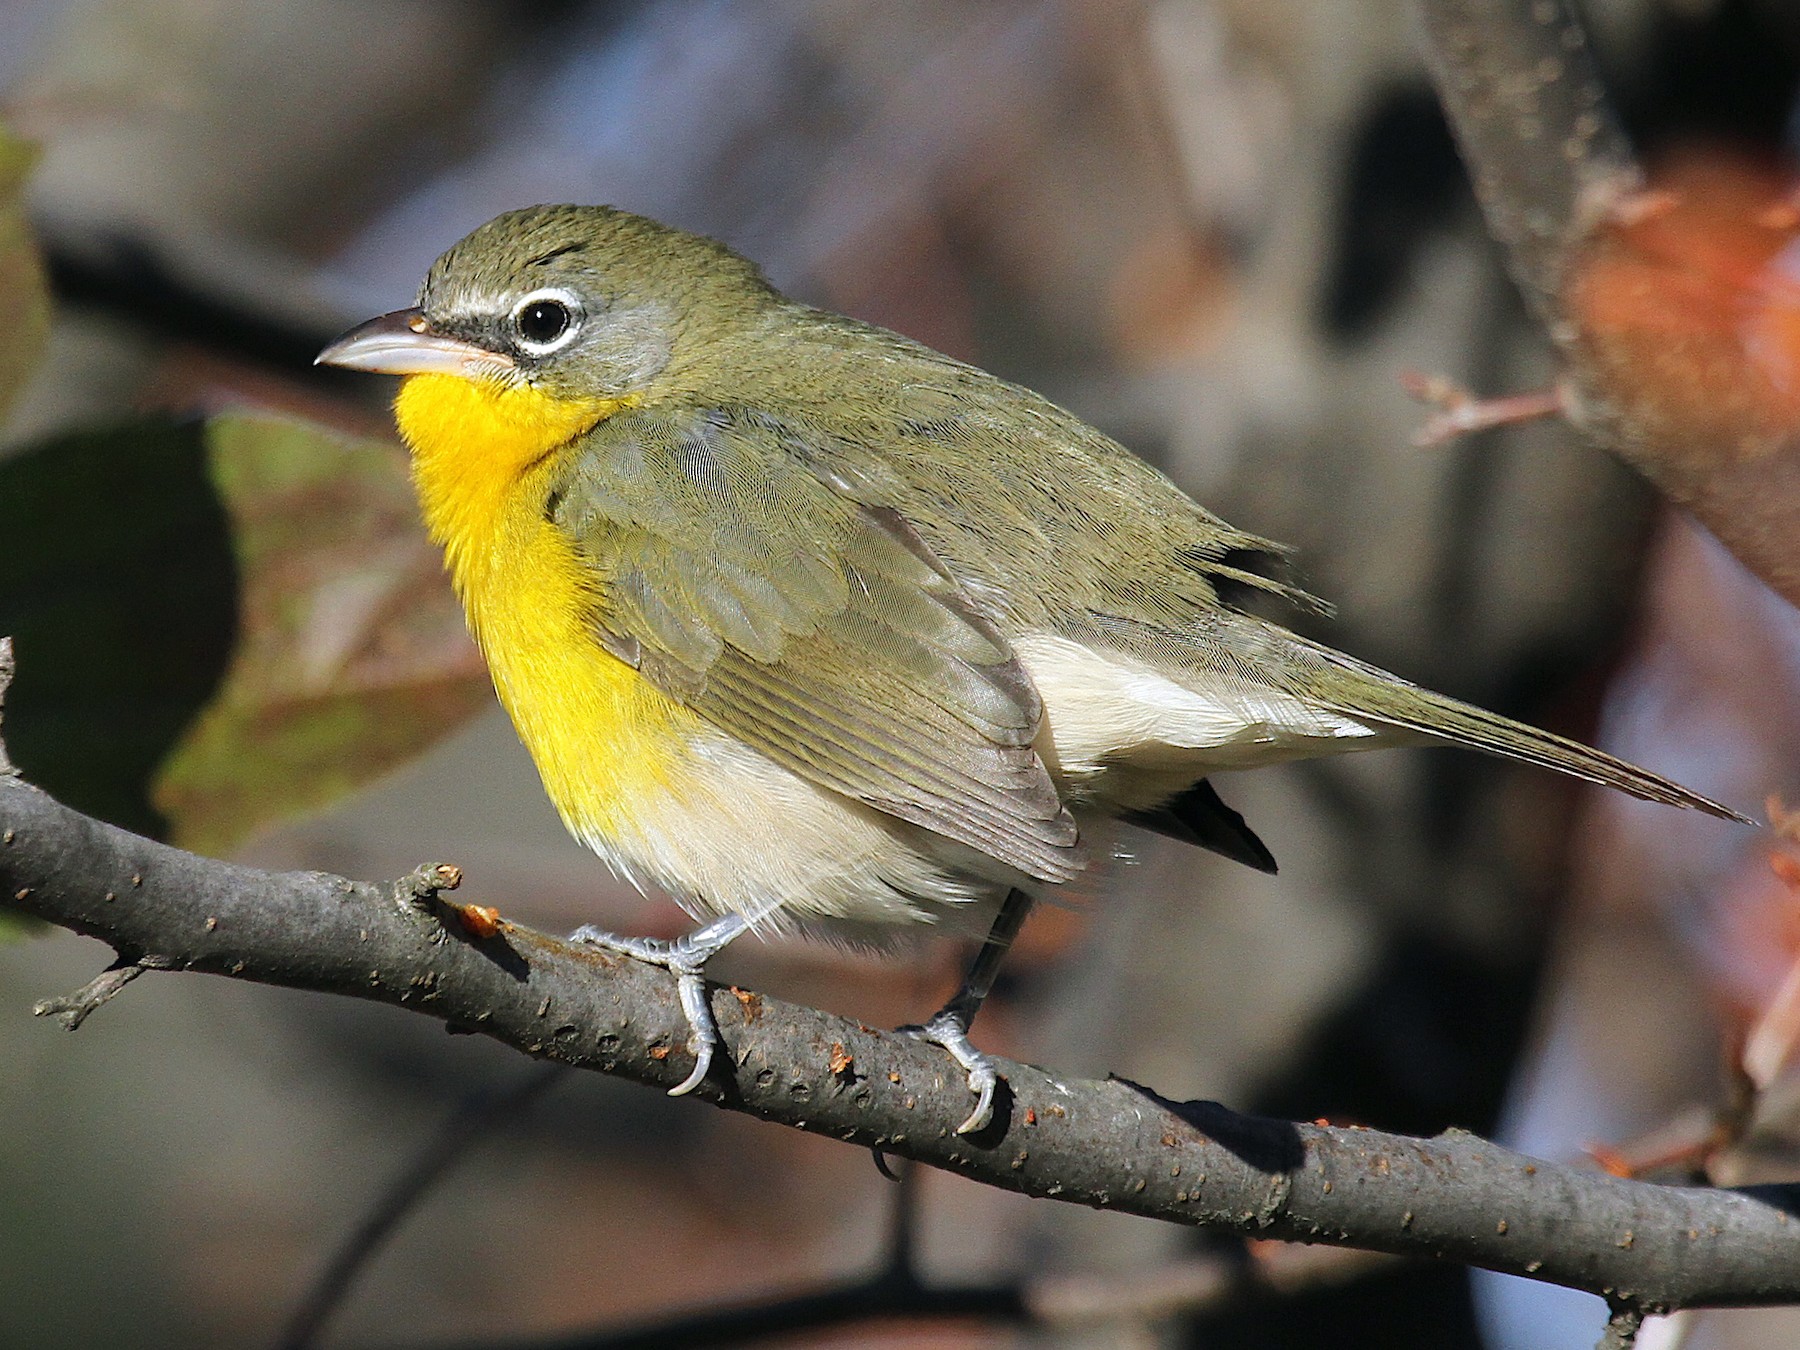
[2,1,1799,1346]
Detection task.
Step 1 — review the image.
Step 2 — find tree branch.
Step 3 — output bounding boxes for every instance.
[4,764,1799,1314]
[1417,0,1800,608]
[1598,1300,1647,1350]
[1415,0,1638,330]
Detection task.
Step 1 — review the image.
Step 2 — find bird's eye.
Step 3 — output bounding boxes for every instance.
[512,293,579,352]
[517,299,569,344]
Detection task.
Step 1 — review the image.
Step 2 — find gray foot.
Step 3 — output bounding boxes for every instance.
[572,914,749,1096]
[902,1004,1002,1135]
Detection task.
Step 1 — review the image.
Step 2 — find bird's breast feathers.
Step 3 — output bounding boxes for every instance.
[398,371,635,573]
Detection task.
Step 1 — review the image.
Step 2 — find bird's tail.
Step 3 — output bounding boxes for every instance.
[1286,632,1752,824]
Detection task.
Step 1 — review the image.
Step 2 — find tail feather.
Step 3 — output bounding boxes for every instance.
[1127,779,1279,873]
[1291,636,1752,825]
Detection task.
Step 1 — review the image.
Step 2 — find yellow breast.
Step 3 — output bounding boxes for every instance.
[394,372,691,840]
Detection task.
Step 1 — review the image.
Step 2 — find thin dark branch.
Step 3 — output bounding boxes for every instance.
[4,767,1800,1314]
[277,1064,566,1350]
[38,231,351,385]
[880,1157,921,1283]
[430,1232,1396,1349]
[31,956,144,1029]
[441,1268,1026,1350]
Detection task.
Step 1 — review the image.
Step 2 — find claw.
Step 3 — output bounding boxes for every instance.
[572,914,749,1095]
[669,963,717,1096]
[902,1006,1004,1135]
[896,887,1033,1135]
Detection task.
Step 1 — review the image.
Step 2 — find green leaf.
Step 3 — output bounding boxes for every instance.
[150,415,490,856]
[0,419,239,837]
[0,909,48,942]
[0,122,49,423]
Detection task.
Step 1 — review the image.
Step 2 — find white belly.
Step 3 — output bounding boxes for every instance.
[1014,631,1387,809]
[579,630,1382,941]
[575,725,1026,945]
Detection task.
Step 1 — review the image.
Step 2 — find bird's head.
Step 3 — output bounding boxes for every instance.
[318,205,778,480]
[318,204,776,403]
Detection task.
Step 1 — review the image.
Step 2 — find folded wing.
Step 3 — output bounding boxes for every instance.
[548,404,1083,882]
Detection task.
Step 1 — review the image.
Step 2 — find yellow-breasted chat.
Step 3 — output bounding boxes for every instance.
[319,204,1746,1134]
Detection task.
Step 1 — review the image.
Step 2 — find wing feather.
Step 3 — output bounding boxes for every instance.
[550,405,1082,882]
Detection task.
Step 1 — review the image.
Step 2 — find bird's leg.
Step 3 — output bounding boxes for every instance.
[571,914,749,1096]
[902,887,1035,1135]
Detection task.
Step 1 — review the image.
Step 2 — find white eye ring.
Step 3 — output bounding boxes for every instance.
[511,288,583,355]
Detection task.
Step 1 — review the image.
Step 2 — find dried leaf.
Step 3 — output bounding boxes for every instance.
[1569,157,1800,446]
[1564,150,1800,605]
[151,415,490,856]
[0,121,49,423]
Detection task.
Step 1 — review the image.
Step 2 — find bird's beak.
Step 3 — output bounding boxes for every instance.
[315,308,514,378]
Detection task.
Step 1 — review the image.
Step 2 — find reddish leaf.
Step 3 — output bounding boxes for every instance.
[1564,150,1800,604]
[152,416,490,856]
[1570,157,1800,442]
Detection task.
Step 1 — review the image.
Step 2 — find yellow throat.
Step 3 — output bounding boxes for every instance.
[393,372,684,837]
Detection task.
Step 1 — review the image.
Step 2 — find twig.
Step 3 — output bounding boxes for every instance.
[448,1269,1025,1350]
[1585,1060,1759,1188]
[437,1184,1390,1348]
[1398,369,1565,447]
[1417,0,1800,606]
[31,957,145,1030]
[39,233,351,385]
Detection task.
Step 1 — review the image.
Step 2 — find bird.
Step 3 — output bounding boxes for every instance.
[318,204,1746,1133]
